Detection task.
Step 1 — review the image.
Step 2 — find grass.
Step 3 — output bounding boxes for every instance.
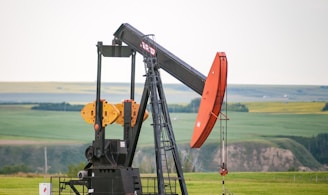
[1,104,326,174]
[0,175,47,195]
[0,102,328,194]
[245,102,327,114]
[223,112,328,142]
[0,82,200,104]
[0,172,327,195]
[1,104,328,145]
[0,105,93,142]
[1,82,327,145]
[193,172,328,195]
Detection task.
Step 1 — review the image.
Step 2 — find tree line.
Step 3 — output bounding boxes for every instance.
[29,101,328,113]
[167,98,249,113]
[0,164,30,174]
[31,102,83,111]
[322,102,328,111]
[29,99,250,113]
[281,133,328,164]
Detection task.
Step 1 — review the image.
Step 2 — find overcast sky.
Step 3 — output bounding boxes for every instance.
[0,0,327,85]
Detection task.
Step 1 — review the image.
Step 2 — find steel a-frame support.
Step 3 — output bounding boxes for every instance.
[141,55,188,195]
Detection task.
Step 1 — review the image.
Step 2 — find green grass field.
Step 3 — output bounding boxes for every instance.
[0,105,93,143]
[1,84,328,194]
[1,103,328,145]
[185,172,328,195]
[1,103,327,173]
[0,172,327,195]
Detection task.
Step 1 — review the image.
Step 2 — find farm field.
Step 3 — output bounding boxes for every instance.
[245,101,327,114]
[1,102,327,173]
[0,172,327,195]
[1,83,328,174]
[1,82,328,103]
[0,103,327,145]
[1,82,327,145]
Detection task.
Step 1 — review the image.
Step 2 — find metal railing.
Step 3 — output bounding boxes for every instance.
[50,176,178,195]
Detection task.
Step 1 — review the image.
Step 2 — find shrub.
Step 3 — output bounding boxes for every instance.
[0,164,30,174]
[67,162,86,177]
[322,102,328,111]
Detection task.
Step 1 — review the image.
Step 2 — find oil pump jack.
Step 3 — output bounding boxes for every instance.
[62,23,228,195]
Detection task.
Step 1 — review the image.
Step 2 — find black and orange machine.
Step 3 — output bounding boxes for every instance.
[62,23,228,195]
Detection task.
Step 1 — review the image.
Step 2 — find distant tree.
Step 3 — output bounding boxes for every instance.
[168,104,191,113]
[309,133,328,164]
[322,102,328,111]
[167,99,249,113]
[287,133,328,164]
[31,102,83,112]
[182,153,195,172]
[0,164,30,174]
[168,98,201,113]
[227,103,249,112]
[188,98,201,112]
[67,162,85,177]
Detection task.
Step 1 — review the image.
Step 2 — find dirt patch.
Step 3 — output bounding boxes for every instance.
[212,144,302,172]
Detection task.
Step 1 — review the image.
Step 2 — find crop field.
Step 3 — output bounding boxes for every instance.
[0,172,327,195]
[0,105,93,143]
[0,103,328,145]
[0,83,328,194]
[2,82,328,104]
[245,102,327,114]
[0,82,200,104]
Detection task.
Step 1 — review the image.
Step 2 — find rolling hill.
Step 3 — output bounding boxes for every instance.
[0,82,327,173]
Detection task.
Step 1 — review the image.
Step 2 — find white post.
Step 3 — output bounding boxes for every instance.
[44,146,48,174]
[39,183,51,195]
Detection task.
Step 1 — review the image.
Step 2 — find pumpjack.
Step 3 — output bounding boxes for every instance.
[61,23,228,195]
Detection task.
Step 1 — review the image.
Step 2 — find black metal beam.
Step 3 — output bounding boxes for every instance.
[114,23,205,95]
[130,51,136,100]
[94,42,105,158]
[101,45,132,57]
[125,77,149,167]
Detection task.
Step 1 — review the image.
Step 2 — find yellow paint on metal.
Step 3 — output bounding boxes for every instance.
[115,103,124,125]
[81,102,96,124]
[115,100,148,127]
[81,100,120,127]
[102,101,120,126]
